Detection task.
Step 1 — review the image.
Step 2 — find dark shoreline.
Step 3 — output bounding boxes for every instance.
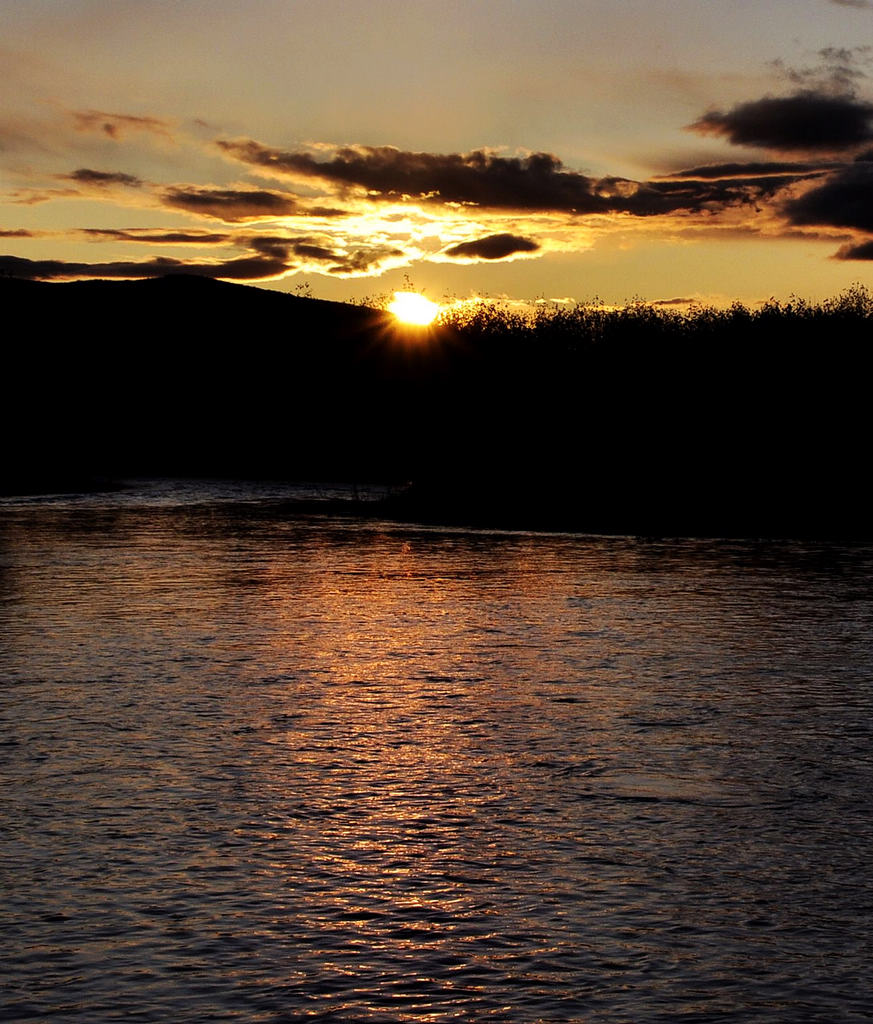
[4,274,872,540]
[4,474,871,541]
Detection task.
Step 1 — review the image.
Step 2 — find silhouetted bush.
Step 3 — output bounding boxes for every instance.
[438,285,873,357]
[3,276,871,534]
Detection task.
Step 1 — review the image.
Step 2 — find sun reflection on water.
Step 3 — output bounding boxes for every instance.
[3,505,873,1021]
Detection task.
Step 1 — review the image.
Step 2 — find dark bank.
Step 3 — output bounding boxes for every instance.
[3,274,871,536]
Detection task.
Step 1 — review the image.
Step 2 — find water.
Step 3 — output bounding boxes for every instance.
[2,481,872,1022]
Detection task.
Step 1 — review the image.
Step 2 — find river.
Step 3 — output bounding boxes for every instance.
[1,480,871,1022]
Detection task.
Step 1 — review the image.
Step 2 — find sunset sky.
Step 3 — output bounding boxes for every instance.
[4,0,873,306]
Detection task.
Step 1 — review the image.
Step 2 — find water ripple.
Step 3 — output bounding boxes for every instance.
[2,489,873,1021]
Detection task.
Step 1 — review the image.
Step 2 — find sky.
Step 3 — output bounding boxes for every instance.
[3,0,873,306]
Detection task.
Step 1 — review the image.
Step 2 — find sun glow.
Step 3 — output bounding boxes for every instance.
[388,291,440,326]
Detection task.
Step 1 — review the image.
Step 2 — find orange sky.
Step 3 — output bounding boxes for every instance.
[3,0,873,306]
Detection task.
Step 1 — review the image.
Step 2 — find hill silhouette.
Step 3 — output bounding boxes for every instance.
[3,275,416,483]
[2,274,871,536]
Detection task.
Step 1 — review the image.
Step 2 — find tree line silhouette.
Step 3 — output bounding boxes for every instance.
[2,275,871,535]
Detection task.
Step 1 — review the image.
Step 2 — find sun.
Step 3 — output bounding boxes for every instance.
[388,291,440,326]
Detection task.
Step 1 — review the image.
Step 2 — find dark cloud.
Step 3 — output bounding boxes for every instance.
[244,235,294,259]
[826,1,871,10]
[71,110,175,141]
[292,242,341,261]
[305,205,349,218]
[835,239,873,257]
[80,228,231,244]
[0,228,36,238]
[65,168,143,188]
[630,175,796,213]
[443,233,540,260]
[161,187,298,221]
[259,236,402,274]
[663,160,835,180]
[219,138,787,217]
[219,139,610,211]
[325,246,404,275]
[35,229,390,276]
[783,162,873,231]
[689,92,873,151]
[0,253,288,281]
[241,234,398,272]
[244,235,337,261]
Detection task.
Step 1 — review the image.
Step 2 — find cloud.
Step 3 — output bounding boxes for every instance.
[291,241,342,261]
[8,76,873,286]
[678,65,873,256]
[324,246,405,275]
[783,161,873,231]
[218,138,790,218]
[303,205,349,218]
[64,168,143,188]
[443,233,540,260]
[10,169,145,205]
[0,253,289,281]
[80,228,231,244]
[7,187,81,205]
[827,0,871,9]
[835,239,873,257]
[661,160,836,180]
[626,174,797,214]
[770,47,872,96]
[161,186,299,221]
[242,234,295,259]
[689,92,873,151]
[0,228,37,238]
[71,109,175,142]
[243,233,404,275]
[242,234,334,262]
[219,139,611,211]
